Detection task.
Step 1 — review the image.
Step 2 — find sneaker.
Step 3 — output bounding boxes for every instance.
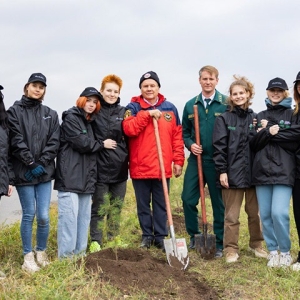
[279,253,293,267]
[22,252,40,273]
[291,262,300,271]
[140,237,153,249]
[267,253,280,268]
[225,252,239,263]
[215,249,223,258]
[89,241,101,253]
[36,250,50,267]
[249,247,268,258]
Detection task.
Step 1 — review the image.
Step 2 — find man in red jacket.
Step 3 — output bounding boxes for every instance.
[123,71,185,250]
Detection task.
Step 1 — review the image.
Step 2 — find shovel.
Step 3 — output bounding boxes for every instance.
[193,105,216,259]
[153,118,189,270]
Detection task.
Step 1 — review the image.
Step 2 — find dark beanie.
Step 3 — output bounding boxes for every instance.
[139,71,161,88]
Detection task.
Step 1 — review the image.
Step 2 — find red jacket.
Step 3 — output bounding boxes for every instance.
[122,93,184,179]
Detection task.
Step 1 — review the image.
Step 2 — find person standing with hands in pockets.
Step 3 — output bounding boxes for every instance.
[7,73,60,273]
[181,65,226,257]
[213,76,266,263]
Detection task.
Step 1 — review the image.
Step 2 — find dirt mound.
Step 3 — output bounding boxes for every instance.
[84,248,219,299]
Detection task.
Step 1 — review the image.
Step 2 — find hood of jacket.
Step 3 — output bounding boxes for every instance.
[265,97,292,109]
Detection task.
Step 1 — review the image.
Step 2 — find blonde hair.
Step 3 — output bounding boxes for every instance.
[294,82,300,114]
[226,75,255,111]
[199,65,219,79]
[100,74,123,92]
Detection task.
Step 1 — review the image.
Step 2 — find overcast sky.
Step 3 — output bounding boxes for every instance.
[1,0,299,118]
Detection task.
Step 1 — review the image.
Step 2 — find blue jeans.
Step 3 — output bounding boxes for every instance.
[256,185,292,252]
[16,181,52,255]
[57,191,91,258]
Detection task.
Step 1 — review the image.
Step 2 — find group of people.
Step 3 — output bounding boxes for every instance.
[0,66,300,277]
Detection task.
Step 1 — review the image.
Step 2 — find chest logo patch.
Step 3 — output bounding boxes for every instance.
[164,113,172,122]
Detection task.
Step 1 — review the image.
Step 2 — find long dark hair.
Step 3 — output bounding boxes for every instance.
[0,90,8,129]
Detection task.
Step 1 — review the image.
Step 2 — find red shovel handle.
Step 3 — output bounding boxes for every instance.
[153,118,173,227]
[193,105,207,224]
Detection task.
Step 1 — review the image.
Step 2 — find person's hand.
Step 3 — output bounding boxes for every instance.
[149,109,162,120]
[7,185,13,197]
[173,164,182,178]
[220,173,229,189]
[190,143,202,156]
[104,139,117,149]
[261,119,268,128]
[25,170,34,181]
[269,124,279,136]
[30,165,47,177]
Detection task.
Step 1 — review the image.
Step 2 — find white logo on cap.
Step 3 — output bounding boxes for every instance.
[272,82,282,85]
[144,73,151,79]
[34,75,45,80]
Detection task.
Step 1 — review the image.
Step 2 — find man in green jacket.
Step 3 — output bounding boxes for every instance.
[181,65,227,258]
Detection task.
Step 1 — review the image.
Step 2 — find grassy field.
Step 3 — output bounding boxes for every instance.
[0,168,300,299]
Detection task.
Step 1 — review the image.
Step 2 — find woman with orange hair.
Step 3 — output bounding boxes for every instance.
[89,74,128,252]
[54,87,102,258]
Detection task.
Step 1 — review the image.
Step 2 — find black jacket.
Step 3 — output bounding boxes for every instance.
[250,98,296,186]
[92,97,128,183]
[54,106,102,193]
[213,106,256,188]
[0,126,14,196]
[7,96,60,185]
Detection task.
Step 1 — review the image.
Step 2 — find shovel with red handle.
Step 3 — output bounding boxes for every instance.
[153,118,189,270]
[193,105,216,259]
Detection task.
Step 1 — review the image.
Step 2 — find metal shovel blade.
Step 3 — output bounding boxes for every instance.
[194,232,216,260]
[164,238,189,270]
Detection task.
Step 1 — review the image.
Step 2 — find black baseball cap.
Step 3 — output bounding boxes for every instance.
[0,85,3,90]
[266,77,288,90]
[294,71,300,83]
[139,71,161,88]
[27,73,47,86]
[80,87,101,99]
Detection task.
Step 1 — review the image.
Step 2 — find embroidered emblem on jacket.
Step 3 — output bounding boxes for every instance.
[164,113,172,122]
[228,126,236,130]
[188,114,194,119]
[124,110,132,119]
[214,113,222,117]
[43,116,51,120]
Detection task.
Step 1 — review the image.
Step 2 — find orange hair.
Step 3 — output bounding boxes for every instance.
[76,96,101,120]
[100,74,123,92]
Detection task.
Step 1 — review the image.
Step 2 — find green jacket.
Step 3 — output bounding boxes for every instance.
[182,90,227,162]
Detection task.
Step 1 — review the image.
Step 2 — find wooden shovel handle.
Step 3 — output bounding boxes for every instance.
[193,105,207,224]
[153,118,173,227]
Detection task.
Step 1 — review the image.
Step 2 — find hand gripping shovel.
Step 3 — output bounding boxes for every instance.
[153,118,189,270]
[193,105,216,259]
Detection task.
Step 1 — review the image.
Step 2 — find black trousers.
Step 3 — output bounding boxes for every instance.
[292,179,300,247]
[132,178,169,242]
[90,181,127,244]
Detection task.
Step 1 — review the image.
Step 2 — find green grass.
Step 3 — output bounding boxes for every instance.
[0,167,300,299]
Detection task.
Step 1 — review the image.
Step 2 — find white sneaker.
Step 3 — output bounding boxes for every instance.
[248,247,268,258]
[279,253,293,267]
[36,250,50,267]
[22,252,40,273]
[225,252,239,263]
[291,262,300,271]
[267,253,280,268]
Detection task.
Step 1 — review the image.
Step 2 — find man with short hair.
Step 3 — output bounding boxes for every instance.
[123,71,185,250]
[181,65,227,257]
